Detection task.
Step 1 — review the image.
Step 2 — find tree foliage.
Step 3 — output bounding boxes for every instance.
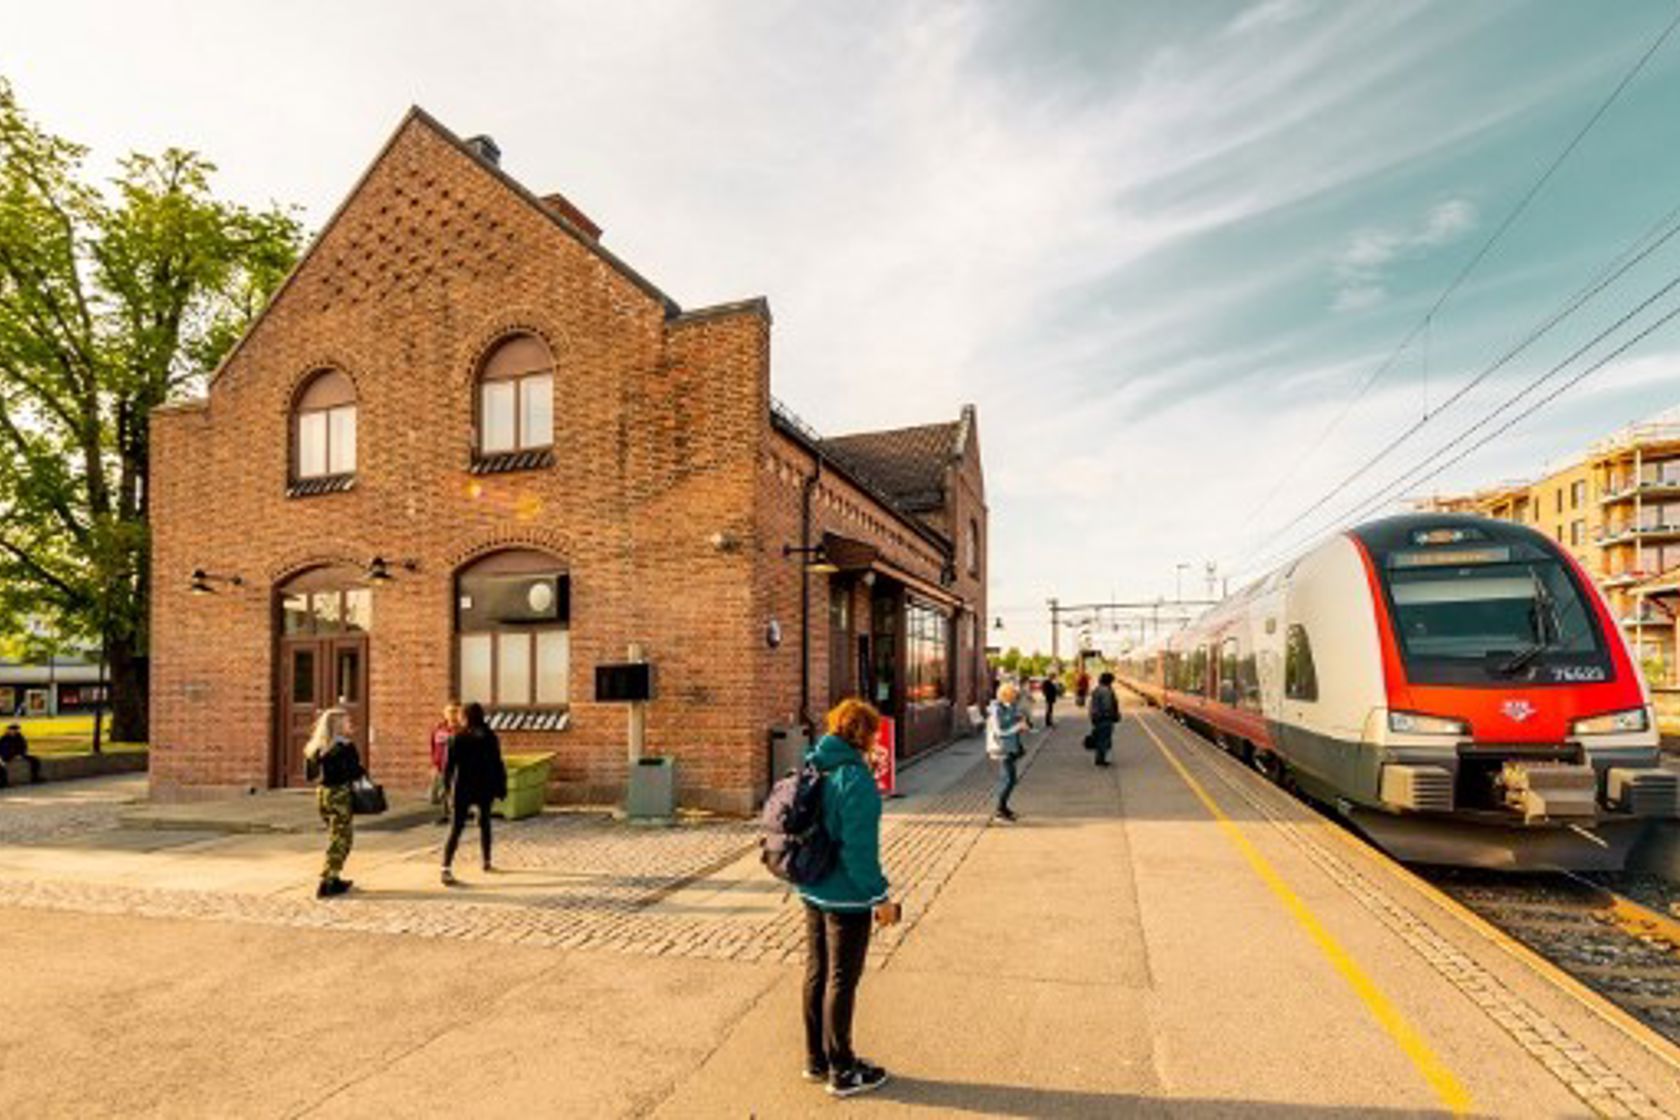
[0,77,303,738]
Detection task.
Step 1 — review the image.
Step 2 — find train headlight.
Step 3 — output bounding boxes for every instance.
[1388,710,1469,736]
[1569,707,1649,736]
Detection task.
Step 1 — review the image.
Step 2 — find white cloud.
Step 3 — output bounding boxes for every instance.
[1331,198,1480,312]
[1227,0,1318,37]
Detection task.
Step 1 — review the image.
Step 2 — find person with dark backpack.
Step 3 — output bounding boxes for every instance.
[772,698,896,1098]
[1089,671,1122,768]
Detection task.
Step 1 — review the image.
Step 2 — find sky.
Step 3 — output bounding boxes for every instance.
[7,0,1680,656]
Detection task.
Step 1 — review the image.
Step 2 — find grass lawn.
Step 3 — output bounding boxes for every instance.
[8,715,145,756]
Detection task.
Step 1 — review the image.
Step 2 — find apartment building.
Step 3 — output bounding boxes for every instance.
[1415,406,1680,700]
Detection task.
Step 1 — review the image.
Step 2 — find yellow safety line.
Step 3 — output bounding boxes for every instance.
[1134,714,1475,1116]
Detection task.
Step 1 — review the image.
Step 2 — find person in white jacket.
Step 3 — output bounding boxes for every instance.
[986,682,1031,822]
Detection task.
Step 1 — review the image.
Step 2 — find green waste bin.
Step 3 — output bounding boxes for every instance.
[494,752,555,820]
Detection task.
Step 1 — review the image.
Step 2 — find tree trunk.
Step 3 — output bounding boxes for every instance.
[107,635,149,744]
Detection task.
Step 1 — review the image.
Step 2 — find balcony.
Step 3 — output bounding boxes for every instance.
[1596,522,1680,546]
[1600,571,1643,589]
[1598,476,1680,506]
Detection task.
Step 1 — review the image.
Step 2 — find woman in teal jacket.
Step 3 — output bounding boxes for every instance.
[797,699,897,1098]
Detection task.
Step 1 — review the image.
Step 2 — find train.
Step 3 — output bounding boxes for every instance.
[1116,513,1678,870]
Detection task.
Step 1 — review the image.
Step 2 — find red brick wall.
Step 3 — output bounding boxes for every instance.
[149,109,985,815]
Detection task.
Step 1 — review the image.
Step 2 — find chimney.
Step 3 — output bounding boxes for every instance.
[464,134,501,166]
[542,191,603,242]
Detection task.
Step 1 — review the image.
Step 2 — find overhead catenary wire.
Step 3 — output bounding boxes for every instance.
[1237,198,1680,568]
[1234,5,1680,536]
[1236,267,1680,579]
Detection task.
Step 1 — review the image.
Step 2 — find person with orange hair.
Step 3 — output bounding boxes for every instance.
[796,697,898,1098]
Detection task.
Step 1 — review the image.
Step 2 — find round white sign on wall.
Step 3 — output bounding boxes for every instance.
[526,581,555,613]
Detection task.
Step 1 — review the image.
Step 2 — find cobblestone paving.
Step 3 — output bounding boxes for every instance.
[0,799,125,846]
[1143,712,1674,1120]
[0,739,1035,967]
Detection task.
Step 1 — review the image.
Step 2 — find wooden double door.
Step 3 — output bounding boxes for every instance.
[277,635,368,788]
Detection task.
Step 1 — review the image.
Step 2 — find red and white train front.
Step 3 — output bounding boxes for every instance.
[1120,514,1676,870]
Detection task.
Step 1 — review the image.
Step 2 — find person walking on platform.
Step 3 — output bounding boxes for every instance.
[0,722,43,786]
[1040,673,1062,728]
[987,682,1030,822]
[304,709,362,898]
[441,701,507,885]
[430,702,462,824]
[798,699,898,1098]
[1074,669,1091,708]
[1088,672,1121,768]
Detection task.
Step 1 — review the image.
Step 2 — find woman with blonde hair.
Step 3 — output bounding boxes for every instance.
[986,681,1030,823]
[795,697,897,1098]
[304,707,363,898]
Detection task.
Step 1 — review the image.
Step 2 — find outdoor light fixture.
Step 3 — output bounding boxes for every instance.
[993,616,1005,630]
[367,556,419,584]
[782,543,839,575]
[189,569,244,596]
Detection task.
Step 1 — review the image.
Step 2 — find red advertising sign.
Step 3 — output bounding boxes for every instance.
[872,716,897,797]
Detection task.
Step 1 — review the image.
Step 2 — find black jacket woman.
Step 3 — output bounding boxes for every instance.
[304,708,363,898]
[441,701,507,885]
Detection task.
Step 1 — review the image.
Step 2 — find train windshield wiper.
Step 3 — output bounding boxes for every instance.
[1495,567,1559,676]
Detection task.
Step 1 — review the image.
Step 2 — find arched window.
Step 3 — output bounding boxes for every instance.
[477,334,554,457]
[455,549,570,719]
[292,370,357,481]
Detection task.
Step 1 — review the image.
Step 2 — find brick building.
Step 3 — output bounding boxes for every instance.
[148,108,987,813]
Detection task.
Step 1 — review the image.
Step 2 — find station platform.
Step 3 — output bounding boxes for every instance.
[656,703,1680,1117]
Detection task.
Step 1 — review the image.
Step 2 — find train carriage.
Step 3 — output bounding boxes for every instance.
[1118,513,1677,870]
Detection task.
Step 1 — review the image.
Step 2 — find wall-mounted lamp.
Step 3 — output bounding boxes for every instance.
[708,531,742,553]
[367,556,419,585]
[782,543,839,575]
[189,569,244,596]
[993,616,1005,631]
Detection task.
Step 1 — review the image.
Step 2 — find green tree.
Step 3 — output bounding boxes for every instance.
[0,78,302,741]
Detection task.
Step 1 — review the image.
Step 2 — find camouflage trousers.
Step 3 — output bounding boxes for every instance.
[318,785,354,881]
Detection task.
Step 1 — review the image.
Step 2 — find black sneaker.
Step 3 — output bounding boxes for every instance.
[828,1061,888,1098]
[316,877,352,899]
[802,1062,829,1083]
[993,808,1017,824]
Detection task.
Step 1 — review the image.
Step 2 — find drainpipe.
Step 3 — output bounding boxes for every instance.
[798,454,823,737]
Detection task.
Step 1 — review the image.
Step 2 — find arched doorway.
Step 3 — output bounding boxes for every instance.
[274,566,371,787]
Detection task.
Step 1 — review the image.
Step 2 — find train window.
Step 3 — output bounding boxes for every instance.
[1218,638,1238,705]
[1238,652,1261,711]
[1285,625,1318,702]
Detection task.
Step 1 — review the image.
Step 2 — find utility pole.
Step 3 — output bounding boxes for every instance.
[1048,597,1060,666]
[1175,562,1189,603]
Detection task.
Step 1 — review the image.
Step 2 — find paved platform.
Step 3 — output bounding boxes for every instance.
[1,707,1678,1116]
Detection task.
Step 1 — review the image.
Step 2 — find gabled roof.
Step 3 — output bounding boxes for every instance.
[823,421,962,513]
[206,105,682,390]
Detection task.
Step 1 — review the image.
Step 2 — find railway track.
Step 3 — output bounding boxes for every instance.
[1427,868,1680,1046]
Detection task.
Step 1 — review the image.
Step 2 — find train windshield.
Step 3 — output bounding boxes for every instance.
[1381,555,1612,686]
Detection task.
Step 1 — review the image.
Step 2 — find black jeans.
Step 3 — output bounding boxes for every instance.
[803,903,873,1072]
[1044,698,1056,727]
[443,796,493,868]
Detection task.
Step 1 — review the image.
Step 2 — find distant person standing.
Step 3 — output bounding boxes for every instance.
[1088,672,1121,768]
[441,701,507,885]
[1075,669,1091,709]
[987,682,1030,822]
[1040,674,1062,728]
[798,699,897,1098]
[0,722,42,786]
[304,709,362,898]
[430,702,463,824]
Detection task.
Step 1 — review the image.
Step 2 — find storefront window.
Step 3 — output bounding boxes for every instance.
[905,600,950,703]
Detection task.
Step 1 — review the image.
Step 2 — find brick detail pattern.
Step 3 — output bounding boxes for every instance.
[148,109,985,815]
